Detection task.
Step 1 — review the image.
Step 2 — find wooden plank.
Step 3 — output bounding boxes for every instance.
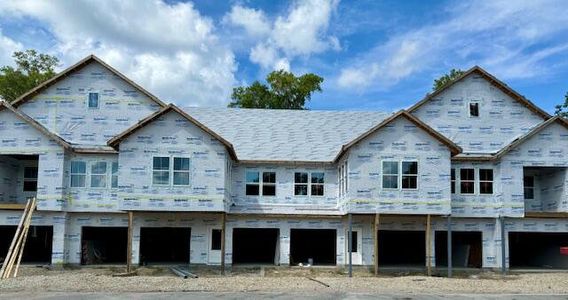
[426,214,432,276]
[126,211,133,273]
[13,198,36,277]
[0,199,31,278]
[0,204,27,210]
[220,213,226,275]
[373,213,380,276]
[525,212,568,218]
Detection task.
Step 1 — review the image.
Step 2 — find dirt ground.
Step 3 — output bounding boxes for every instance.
[1,265,568,295]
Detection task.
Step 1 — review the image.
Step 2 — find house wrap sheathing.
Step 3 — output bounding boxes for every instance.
[1,56,568,270]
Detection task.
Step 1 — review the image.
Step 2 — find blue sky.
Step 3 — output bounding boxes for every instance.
[1,0,567,113]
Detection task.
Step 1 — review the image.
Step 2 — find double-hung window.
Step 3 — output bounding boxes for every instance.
[460,168,475,194]
[245,171,260,195]
[23,167,38,192]
[401,162,418,189]
[382,161,399,189]
[524,176,535,200]
[152,157,170,185]
[479,169,493,194]
[311,172,325,196]
[262,172,276,196]
[70,161,87,188]
[294,172,308,196]
[245,171,276,196]
[90,162,107,188]
[111,162,119,188]
[294,172,325,196]
[173,158,190,186]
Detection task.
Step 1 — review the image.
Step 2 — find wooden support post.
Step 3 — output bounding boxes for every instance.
[126,211,133,273]
[426,214,432,276]
[221,212,226,275]
[373,213,380,276]
[447,215,452,278]
[0,200,30,278]
[348,213,353,278]
[500,216,507,275]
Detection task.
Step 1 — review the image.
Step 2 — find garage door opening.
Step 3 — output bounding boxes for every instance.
[378,230,425,266]
[139,227,190,265]
[0,225,52,263]
[232,228,279,265]
[81,227,127,265]
[435,231,482,268]
[290,229,336,266]
[509,232,568,269]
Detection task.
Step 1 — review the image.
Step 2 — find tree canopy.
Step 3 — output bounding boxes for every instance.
[0,49,59,102]
[555,92,568,118]
[433,69,465,91]
[228,70,323,109]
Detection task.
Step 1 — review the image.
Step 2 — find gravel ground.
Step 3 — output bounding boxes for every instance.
[1,266,568,295]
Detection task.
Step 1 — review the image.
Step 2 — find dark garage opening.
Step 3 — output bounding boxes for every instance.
[0,225,52,264]
[378,230,425,266]
[139,227,190,265]
[232,228,279,265]
[290,229,336,266]
[435,231,482,268]
[81,227,127,265]
[509,232,568,269]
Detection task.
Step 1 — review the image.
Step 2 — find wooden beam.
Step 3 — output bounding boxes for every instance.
[373,213,380,276]
[220,212,226,275]
[0,203,27,210]
[426,214,432,276]
[126,211,133,273]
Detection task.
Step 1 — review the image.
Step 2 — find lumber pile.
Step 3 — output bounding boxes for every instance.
[0,197,37,279]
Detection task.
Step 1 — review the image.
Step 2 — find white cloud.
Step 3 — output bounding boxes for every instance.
[0,0,237,107]
[337,0,568,90]
[225,0,340,71]
[0,29,22,67]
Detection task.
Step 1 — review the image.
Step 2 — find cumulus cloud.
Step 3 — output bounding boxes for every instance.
[225,0,340,71]
[337,0,568,90]
[0,0,237,107]
[0,29,22,67]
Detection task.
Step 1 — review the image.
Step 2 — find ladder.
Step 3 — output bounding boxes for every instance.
[0,197,37,279]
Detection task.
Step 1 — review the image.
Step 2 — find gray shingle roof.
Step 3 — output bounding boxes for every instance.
[185,107,391,162]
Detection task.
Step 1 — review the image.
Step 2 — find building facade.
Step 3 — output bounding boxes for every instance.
[1,55,567,270]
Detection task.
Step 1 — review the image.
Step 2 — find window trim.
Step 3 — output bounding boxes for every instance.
[261,171,277,197]
[478,168,494,195]
[381,160,419,191]
[401,160,419,190]
[454,167,495,195]
[381,160,400,190]
[245,170,260,196]
[245,170,277,197]
[90,161,108,189]
[294,171,309,196]
[70,160,87,188]
[151,156,191,187]
[173,157,191,187]
[459,168,476,195]
[294,171,325,197]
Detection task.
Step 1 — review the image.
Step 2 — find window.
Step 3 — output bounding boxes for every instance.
[350,231,358,252]
[401,161,418,189]
[90,162,107,188]
[338,161,349,197]
[460,168,475,194]
[524,176,535,200]
[382,161,399,189]
[211,229,222,251]
[173,157,190,186]
[469,102,479,117]
[152,157,170,185]
[311,172,325,196]
[245,171,260,195]
[111,162,118,188]
[23,167,38,192]
[294,172,308,196]
[88,92,99,108]
[451,168,456,194]
[262,172,276,196]
[479,169,493,194]
[70,161,87,188]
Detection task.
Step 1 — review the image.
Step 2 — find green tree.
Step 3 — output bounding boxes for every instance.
[0,50,59,102]
[433,69,465,91]
[229,70,323,109]
[555,92,568,118]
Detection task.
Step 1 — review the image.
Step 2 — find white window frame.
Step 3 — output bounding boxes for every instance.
[459,168,476,195]
[338,161,348,198]
[173,157,191,186]
[310,172,325,196]
[381,160,399,190]
[451,168,456,194]
[245,170,260,196]
[261,171,276,197]
[381,160,419,191]
[478,168,494,195]
[111,162,119,188]
[401,161,418,190]
[88,92,100,109]
[90,161,108,189]
[151,156,191,187]
[70,161,87,188]
[294,171,325,197]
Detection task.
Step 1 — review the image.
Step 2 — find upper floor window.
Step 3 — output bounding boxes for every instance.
[479,169,493,194]
[111,162,119,188]
[88,92,99,109]
[90,162,107,188]
[294,172,325,196]
[152,157,170,185]
[245,171,276,196]
[450,168,456,194]
[173,157,190,186]
[23,167,38,192]
[152,156,190,186]
[469,102,479,117]
[460,168,475,194]
[70,161,87,188]
[338,161,348,197]
[382,161,399,189]
[524,176,535,199]
[401,161,418,189]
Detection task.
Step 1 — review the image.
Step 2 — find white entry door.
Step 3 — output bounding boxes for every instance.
[208,227,222,265]
[346,228,363,265]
